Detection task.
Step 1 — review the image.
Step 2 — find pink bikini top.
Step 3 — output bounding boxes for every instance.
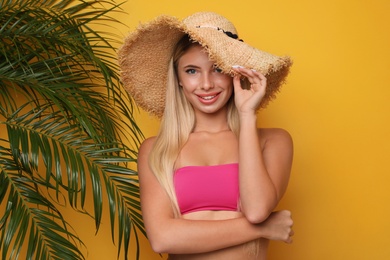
[173,163,239,215]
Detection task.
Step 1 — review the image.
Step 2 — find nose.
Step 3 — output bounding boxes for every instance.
[201,73,214,90]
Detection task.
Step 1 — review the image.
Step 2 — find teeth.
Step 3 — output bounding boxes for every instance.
[202,95,216,100]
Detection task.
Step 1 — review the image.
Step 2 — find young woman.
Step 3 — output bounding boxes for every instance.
[119,12,294,259]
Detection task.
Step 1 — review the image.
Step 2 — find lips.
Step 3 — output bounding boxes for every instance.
[200,95,217,100]
[196,92,220,104]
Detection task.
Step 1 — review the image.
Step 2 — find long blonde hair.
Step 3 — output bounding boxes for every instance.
[148,35,240,216]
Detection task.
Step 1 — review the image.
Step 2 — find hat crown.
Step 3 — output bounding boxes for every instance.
[183,12,238,35]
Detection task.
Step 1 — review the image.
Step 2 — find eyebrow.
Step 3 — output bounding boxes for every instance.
[181,63,218,70]
[182,64,201,69]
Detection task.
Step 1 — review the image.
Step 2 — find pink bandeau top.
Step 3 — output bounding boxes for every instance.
[173,163,239,215]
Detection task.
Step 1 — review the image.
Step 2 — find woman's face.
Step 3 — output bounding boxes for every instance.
[176,44,233,115]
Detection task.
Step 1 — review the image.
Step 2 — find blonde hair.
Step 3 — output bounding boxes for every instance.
[148,35,240,216]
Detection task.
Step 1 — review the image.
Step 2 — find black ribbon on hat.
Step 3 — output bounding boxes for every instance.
[196,25,244,42]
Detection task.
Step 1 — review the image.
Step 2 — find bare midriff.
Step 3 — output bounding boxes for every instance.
[168,211,269,260]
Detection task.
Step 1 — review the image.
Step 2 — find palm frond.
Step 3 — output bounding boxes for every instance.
[1,0,135,142]
[0,144,85,260]
[1,1,146,259]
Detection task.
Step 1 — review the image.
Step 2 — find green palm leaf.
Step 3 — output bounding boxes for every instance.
[1,1,145,259]
[0,144,85,260]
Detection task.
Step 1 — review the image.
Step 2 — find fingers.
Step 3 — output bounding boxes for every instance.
[272,210,294,244]
[283,210,294,244]
[231,65,267,112]
[232,74,242,90]
[231,65,267,90]
[285,229,294,244]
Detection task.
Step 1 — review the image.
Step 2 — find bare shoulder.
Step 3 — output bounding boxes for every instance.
[139,136,157,154]
[258,128,293,150]
[137,136,157,170]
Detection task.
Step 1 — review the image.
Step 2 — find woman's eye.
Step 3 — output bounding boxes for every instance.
[186,68,196,74]
[214,67,223,73]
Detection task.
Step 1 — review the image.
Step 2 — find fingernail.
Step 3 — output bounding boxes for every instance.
[251,69,257,72]
[232,65,244,69]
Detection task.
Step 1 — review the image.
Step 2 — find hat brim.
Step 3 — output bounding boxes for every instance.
[118,15,292,118]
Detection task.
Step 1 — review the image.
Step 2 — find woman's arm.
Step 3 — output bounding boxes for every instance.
[233,67,294,223]
[239,125,293,223]
[138,137,293,254]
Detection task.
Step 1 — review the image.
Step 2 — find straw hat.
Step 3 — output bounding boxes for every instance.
[118,12,292,118]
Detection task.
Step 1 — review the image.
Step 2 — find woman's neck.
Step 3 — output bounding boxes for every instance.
[193,111,230,134]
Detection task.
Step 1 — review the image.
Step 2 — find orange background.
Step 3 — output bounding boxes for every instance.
[12,0,390,259]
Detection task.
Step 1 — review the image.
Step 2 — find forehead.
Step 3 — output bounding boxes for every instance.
[178,45,213,66]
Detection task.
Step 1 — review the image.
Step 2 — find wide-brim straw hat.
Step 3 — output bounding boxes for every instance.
[118,12,292,118]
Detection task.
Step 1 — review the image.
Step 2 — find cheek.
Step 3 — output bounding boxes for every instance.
[180,83,195,101]
[178,71,194,86]
[218,73,233,83]
[180,78,199,93]
[225,80,234,97]
[219,76,234,91]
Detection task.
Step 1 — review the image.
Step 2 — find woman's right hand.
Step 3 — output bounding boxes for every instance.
[259,210,294,243]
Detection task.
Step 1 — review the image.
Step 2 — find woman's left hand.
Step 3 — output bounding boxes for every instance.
[232,66,267,115]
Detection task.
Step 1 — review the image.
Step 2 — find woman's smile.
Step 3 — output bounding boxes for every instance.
[196,92,221,103]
